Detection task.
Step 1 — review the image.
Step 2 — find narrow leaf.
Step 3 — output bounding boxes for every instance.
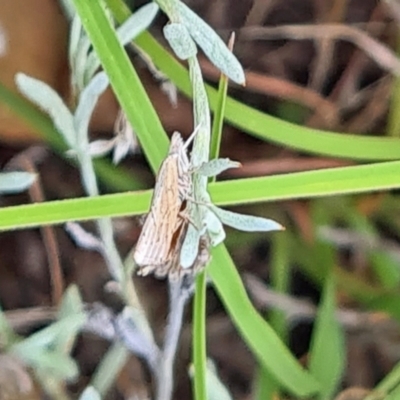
[197,158,240,177]
[80,386,101,400]
[209,205,284,232]
[204,207,226,246]
[56,285,84,352]
[88,138,117,158]
[205,359,233,400]
[309,273,345,400]
[65,222,104,251]
[69,13,83,66]
[181,223,201,268]
[27,350,79,380]
[0,303,17,346]
[177,2,245,85]
[209,246,320,396]
[0,172,36,194]
[85,3,160,80]
[164,22,197,60]
[117,3,159,45]
[15,73,76,148]
[11,314,85,353]
[74,72,109,143]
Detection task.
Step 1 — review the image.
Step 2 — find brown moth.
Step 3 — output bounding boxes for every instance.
[133,131,194,276]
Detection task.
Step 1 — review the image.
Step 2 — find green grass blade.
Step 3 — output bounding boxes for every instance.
[0,80,141,192]
[105,0,400,161]
[365,362,400,400]
[210,160,400,206]
[193,271,208,400]
[309,271,345,400]
[208,245,320,397]
[72,0,168,173]
[0,190,150,231]
[2,160,400,231]
[210,57,229,161]
[132,33,400,161]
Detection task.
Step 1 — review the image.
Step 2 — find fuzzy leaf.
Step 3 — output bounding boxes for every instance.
[56,285,84,353]
[112,113,138,163]
[164,22,197,60]
[69,13,83,67]
[112,136,133,164]
[180,223,201,268]
[74,72,109,144]
[209,205,284,232]
[117,3,159,45]
[0,303,17,346]
[177,2,245,84]
[10,314,85,353]
[0,172,36,194]
[66,222,104,252]
[206,359,233,400]
[161,80,178,108]
[88,139,117,158]
[197,158,241,177]
[16,73,76,148]
[204,206,226,246]
[80,387,101,400]
[25,350,79,381]
[85,3,159,81]
[309,273,345,399]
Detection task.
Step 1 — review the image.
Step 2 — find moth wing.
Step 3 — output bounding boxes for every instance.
[133,155,182,267]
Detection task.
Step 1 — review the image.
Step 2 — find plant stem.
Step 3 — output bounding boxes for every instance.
[192,271,207,400]
[156,278,192,400]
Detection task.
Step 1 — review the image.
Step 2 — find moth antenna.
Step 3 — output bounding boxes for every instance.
[183,124,202,150]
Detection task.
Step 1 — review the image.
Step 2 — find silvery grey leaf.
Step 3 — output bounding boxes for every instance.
[74,72,109,144]
[11,314,85,354]
[206,359,233,400]
[190,359,233,400]
[188,359,233,400]
[84,3,159,83]
[79,387,100,400]
[204,207,225,246]
[59,0,75,21]
[83,303,117,340]
[0,172,36,194]
[161,80,178,108]
[69,14,83,69]
[88,139,117,158]
[197,158,241,177]
[55,285,84,353]
[164,22,197,60]
[209,205,284,232]
[82,52,99,89]
[65,222,104,252]
[112,136,133,164]
[70,21,91,92]
[23,350,79,381]
[177,2,245,84]
[114,307,159,368]
[180,223,201,269]
[16,73,76,148]
[117,2,159,45]
[58,285,83,320]
[112,110,138,163]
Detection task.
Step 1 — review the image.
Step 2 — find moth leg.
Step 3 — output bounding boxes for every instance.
[177,210,203,231]
[136,264,156,276]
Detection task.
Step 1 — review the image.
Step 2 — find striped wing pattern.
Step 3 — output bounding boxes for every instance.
[133,132,192,272]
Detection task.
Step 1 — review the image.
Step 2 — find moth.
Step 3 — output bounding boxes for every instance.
[133,131,195,276]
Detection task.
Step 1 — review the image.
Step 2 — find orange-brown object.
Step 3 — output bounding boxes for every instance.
[0,0,70,144]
